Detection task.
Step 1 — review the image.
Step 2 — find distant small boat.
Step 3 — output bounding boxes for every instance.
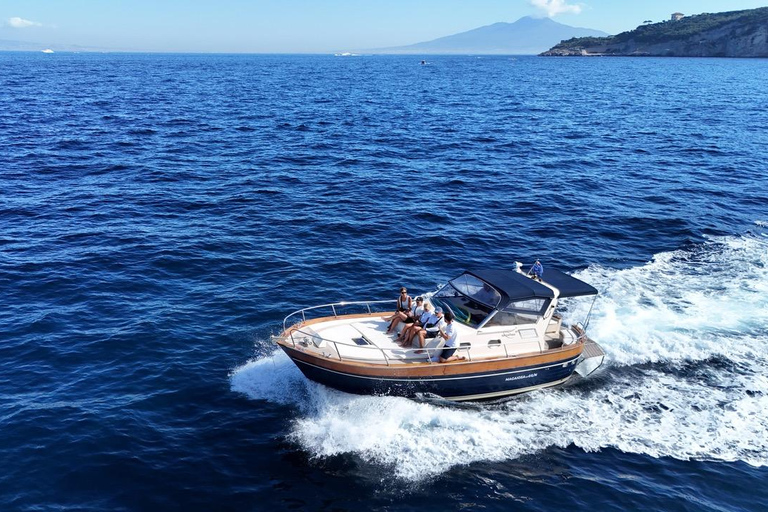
[41,49,54,54]
[334,52,359,57]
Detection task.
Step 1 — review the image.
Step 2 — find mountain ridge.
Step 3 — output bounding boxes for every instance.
[364,16,609,55]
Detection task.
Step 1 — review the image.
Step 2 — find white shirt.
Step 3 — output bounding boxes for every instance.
[425,314,444,332]
[442,322,458,347]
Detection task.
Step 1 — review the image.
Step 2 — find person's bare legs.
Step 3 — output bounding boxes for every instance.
[381,310,407,323]
[439,348,466,363]
[396,325,409,344]
[398,324,417,344]
[388,312,409,333]
[400,331,415,348]
[415,330,427,352]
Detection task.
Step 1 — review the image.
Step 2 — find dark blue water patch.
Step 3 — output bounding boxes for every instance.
[1,53,767,511]
[127,127,158,136]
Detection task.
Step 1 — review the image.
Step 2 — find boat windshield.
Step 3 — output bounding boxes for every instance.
[484,298,549,326]
[431,274,500,327]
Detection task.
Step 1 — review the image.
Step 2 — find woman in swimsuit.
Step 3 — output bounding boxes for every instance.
[382,287,412,333]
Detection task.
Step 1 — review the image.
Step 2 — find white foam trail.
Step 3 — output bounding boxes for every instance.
[231,234,768,480]
[568,234,768,365]
[230,349,312,408]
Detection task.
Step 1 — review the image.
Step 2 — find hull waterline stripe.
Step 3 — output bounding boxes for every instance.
[291,356,578,383]
[445,377,571,401]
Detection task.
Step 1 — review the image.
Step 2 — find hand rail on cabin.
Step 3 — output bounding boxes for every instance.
[573,323,588,343]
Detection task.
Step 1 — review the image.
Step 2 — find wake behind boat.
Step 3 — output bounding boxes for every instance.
[274,263,605,401]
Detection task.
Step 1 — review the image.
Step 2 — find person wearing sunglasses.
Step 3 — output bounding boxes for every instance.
[382,287,412,333]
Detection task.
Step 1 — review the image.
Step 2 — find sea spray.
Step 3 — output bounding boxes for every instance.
[231,234,768,480]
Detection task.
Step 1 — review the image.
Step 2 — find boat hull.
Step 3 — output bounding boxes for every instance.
[278,344,581,401]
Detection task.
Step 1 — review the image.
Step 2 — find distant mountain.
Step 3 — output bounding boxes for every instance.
[541,7,768,57]
[369,16,609,55]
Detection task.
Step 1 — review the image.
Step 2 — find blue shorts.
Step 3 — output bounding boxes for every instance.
[440,348,457,359]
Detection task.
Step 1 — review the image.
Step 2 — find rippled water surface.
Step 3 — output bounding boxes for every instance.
[1,53,767,511]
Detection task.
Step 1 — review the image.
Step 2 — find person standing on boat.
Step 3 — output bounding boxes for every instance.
[438,310,464,363]
[383,287,412,333]
[529,260,544,281]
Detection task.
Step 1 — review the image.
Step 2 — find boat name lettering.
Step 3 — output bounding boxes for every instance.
[505,373,537,381]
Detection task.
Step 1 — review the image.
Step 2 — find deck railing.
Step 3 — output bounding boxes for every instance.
[276,300,474,365]
[275,301,582,366]
[281,299,392,332]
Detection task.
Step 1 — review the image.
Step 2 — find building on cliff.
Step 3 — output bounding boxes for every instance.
[671,12,685,21]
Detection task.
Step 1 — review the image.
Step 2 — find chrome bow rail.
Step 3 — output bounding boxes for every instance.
[281,299,391,332]
[274,300,473,365]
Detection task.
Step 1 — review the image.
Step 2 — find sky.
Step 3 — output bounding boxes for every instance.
[1,0,766,53]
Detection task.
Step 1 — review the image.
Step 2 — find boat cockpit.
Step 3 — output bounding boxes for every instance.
[430,272,552,329]
[430,267,597,338]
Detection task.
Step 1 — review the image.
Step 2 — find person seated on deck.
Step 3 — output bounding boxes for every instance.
[403,296,424,325]
[528,260,544,282]
[437,310,465,363]
[381,287,412,333]
[415,307,444,353]
[398,301,431,346]
[387,294,423,334]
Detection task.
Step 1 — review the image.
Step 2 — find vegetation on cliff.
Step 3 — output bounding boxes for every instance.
[543,7,768,55]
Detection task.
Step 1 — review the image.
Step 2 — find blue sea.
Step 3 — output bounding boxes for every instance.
[1,52,767,511]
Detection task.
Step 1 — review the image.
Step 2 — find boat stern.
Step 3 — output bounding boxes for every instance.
[575,337,605,377]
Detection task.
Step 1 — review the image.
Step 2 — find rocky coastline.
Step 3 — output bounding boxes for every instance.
[541,7,768,58]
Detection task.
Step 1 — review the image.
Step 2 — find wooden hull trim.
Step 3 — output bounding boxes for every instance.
[282,345,580,400]
[276,338,584,378]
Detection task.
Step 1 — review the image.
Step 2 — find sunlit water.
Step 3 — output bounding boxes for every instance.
[2,53,767,510]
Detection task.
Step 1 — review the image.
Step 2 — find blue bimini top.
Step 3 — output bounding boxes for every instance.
[466,267,597,308]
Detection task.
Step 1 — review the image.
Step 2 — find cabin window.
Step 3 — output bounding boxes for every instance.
[508,298,547,313]
[485,299,550,327]
[448,274,501,307]
[432,281,495,328]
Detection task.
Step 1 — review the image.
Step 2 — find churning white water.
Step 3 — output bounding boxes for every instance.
[231,234,768,481]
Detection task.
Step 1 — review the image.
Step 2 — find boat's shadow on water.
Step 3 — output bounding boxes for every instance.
[409,369,612,410]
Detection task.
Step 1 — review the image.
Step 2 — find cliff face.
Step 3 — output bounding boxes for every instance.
[541,7,768,57]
